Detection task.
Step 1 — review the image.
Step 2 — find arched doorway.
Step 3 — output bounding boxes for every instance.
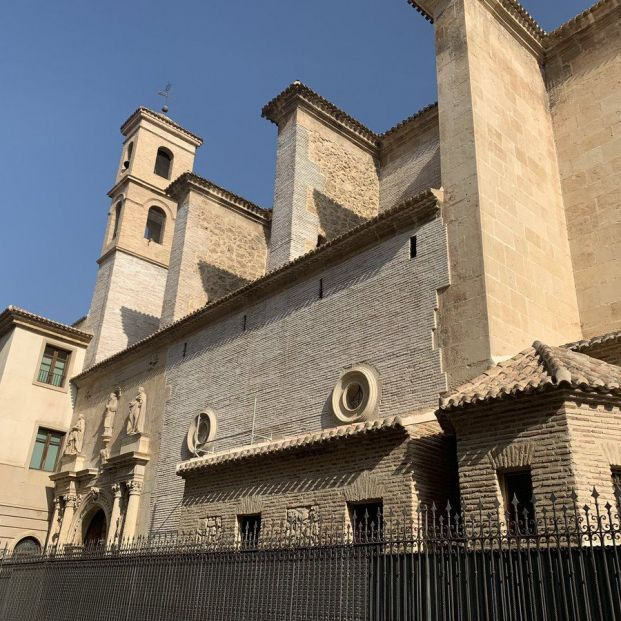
[83,509,107,545]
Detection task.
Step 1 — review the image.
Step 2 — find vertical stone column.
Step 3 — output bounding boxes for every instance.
[45,497,62,549]
[57,494,78,546]
[106,484,123,545]
[122,480,143,541]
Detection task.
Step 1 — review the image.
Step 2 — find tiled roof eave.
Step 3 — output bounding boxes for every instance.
[120,107,203,146]
[166,172,271,222]
[0,306,92,345]
[440,380,621,413]
[176,416,406,476]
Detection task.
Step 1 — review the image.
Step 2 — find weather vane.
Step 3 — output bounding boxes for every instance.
[158,83,172,114]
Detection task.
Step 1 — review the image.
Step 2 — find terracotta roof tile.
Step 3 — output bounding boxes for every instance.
[440,341,621,411]
[564,330,621,354]
[0,306,92,344]
[177,416,406,475]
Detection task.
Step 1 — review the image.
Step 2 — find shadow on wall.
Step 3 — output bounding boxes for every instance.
[120,307,160,347]
[395,145,441,206]
[313,190,368,240]
[180,436,393,509]
[198,262,252,305]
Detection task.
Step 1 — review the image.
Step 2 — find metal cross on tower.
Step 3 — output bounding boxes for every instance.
[157,83,172,114]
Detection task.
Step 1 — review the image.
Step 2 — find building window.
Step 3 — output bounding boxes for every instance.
[37,345,70,387]
[348,501,383,542]
[410,235,417,258]
[238,514,261,549]
[13,537,41,556]
[154,147,173,179]
[612,468,621,511]
[144,206,166,244]
[499,468,535,532]
[122,141,133,171]
[112,201,122,238]
[29,428,64,471]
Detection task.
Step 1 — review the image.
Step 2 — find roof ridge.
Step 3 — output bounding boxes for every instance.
[532,340,572,384]
[120,107,203,145]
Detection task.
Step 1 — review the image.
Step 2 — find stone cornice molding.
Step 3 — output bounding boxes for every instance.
[0,306,92,346]
[74,189,439,382]
[379,103,439,151]
[107,174,172,200]
[166,172,271,224]
[120,107,203,147]
[262,81,380,154]
[409,0,619,61]
[96,245,169,270]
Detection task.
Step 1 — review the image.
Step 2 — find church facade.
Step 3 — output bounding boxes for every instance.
[6,0,620,550]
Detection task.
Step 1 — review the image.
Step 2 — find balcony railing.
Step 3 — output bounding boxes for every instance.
[37,369,65,387]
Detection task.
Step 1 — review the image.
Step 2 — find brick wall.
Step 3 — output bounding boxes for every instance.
[546,5,621,337]
[449,393,576,515]
[85,251,167,366]
[379,107,441,212]
[152,216,449,530]
[178,421,455,534]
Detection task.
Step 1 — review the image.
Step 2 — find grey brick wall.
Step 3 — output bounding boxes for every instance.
[152,215,449,531]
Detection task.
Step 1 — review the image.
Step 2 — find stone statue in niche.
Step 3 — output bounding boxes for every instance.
[126,387,147,435]
[64,414,85,455]
[103,391,120,436]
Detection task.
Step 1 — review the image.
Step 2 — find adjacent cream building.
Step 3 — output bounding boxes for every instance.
[1,0,620,550]
[0,308,90,550]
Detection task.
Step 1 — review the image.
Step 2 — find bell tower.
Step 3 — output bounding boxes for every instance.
[83,108,202,367]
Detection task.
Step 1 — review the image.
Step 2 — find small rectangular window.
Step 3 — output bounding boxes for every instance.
[409,235,417,258]
[238,514,261,549]
[319,278,324,299]
[30,428,64,471]
[499,469,534,532]
[37,345,70,388]
[348,501,383,542]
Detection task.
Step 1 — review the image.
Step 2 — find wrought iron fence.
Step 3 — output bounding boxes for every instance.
[1,490,621,620]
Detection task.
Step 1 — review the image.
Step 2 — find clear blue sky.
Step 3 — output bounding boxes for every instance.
[0,0,595,325]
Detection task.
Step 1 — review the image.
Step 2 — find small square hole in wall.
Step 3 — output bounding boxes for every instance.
[409,236,417,259]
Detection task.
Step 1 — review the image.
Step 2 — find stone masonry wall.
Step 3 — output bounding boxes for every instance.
[449,394,575,516]
[86,252,167,366]
[433,0,583,389]
[379,108,441,212]
[161,190,269,325]
[267,109,379,270]
[464,0,581,359]
[178,424,455,535]
[153,216,449,531]
[546,8,621,338]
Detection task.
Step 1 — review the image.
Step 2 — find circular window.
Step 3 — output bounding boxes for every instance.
[187,409,218,456]
[331,363,381,424]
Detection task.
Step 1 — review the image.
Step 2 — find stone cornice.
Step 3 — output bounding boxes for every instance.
[408,0,617,60]
[107,174,172,200]
[73,189,439,382]
[379,103,439,150]
[166,172,271,224]
[96,245,169,270]
[120,107,203,147]
[545,0,620,53]
[262,81,380,154]
[0,306,92,346]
